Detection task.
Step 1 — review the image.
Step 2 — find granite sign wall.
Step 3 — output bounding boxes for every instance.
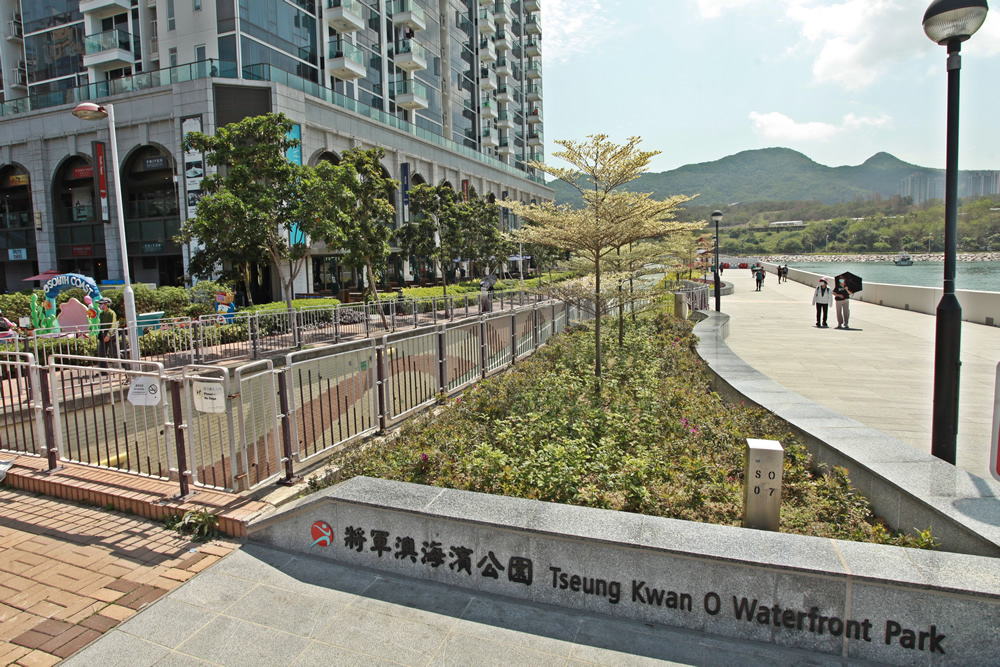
[249,477,1000,666]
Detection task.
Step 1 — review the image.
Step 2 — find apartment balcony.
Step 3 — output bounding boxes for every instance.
[524,37,541,58]
[494,57,511,78]
[394,40,426,71]
[478,8,495,34]
[525,60,542,79]
[526,107,542,124]
[497,111,515,130]
[393,79,428,110]
[525,83,541,101]
[527,152,544,162]
[498,138,515,155]
[479,38,496,62]
[11,66,27,89]
[523,0,540,12]
[83,29,135,69]
[496,85,513,103]
[392,0,426,32]
[479,0,492,6]
[527,130,543,147]
[524,15,541,35]
[479,68,497,91]
[328,42,366,79]
[326,0,365,33]
[494,30,510,51]
[493,3,512,27]
[6,16,23,41]
[480,98,497,120]
[481,128,499,149]
[79,0,131,18]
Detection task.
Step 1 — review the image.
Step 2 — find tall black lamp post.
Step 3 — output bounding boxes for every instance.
[922,0,988,464]
[711,210,723,312]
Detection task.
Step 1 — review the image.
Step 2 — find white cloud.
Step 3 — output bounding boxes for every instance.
[784,0,932,90]
[541,0,618,64]
[749,112,839,141]
[749,111,893,141]
[695,0,757,19]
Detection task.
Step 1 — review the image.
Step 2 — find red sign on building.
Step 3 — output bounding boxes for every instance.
[93,142,109,222]
[71,244,94,257]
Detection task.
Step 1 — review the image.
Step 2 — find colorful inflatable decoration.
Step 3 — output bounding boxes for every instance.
[31,273,103,335]
[216,291,236,323]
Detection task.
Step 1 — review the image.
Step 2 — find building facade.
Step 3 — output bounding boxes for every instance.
[0,0,548,299]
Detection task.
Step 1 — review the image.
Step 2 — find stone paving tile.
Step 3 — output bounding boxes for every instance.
[0,486,238,667]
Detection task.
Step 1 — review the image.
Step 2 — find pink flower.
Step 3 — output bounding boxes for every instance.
[420,453,428,462]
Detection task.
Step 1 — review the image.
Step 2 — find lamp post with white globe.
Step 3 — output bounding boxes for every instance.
[72,102,139,361]
[922,0,989,464]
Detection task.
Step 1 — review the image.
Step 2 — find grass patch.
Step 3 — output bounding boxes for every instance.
[325,311,936,548]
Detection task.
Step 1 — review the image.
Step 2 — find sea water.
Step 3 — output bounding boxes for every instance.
[786,261,1000,293]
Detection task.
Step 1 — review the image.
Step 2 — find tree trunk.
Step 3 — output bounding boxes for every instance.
[367,260,389,330]
[594,258,601,379]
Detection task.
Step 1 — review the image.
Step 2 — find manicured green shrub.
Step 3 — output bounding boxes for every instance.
[153,286,191,318]
[330,311,936,548]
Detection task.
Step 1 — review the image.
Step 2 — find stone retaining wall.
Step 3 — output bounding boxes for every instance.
[249,476,1000,666]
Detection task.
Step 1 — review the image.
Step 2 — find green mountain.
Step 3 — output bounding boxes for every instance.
[549,148,943,207]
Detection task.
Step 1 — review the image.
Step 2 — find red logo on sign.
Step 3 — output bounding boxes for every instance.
[310,521,333,547]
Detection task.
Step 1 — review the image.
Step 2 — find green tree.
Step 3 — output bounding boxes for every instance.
[396,184,462,294]
[460,189,507,280]
[339,147,399,323]
[179,113,349,309]
[502,135,696,378]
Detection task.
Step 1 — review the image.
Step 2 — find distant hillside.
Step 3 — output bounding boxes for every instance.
[549,148,949,207]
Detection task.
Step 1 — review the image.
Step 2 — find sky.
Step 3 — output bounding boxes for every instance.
[538,0,1000,174]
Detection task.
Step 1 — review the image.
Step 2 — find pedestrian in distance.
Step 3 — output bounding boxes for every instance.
[833,277,853,329]
[812,278,832,327]
[754,267,764,291]
[96,297,117,370]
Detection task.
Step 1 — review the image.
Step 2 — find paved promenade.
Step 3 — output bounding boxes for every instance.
[719,271,1000,479]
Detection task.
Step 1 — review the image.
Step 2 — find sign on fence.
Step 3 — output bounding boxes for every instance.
[127,378,162,406]
[193,381,226,413]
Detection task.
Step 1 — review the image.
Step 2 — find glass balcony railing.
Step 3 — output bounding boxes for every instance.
[0,59,239,118]
[328,0,361,11]
[391,0,424,21]
[84,29,132,55]
[0,58,546,186]
[391,79,428,98]
[328,41,365,65]
[394,40,425,59]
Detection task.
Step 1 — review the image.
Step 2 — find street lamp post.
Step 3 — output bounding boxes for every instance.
[922,0,989,464]
[72,102,139,362]
[711,210,723,312]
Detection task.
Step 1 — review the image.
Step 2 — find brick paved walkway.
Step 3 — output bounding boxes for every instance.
[0,487,238,666]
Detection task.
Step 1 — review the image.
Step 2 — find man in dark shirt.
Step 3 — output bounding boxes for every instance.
[833,278,852,329]
[97,298,117,368]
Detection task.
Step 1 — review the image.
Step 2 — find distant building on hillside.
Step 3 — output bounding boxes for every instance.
[769,221,805,228]
[900,171,1000,205]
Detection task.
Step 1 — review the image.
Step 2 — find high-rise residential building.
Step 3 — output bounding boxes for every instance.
[0,0,548,300]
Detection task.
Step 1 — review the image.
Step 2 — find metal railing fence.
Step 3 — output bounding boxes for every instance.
[2,297,613,494]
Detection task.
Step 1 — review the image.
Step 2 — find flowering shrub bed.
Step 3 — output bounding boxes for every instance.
[330,311,936,548]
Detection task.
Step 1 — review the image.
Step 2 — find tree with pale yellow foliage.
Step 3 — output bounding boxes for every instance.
[500,135,699,378]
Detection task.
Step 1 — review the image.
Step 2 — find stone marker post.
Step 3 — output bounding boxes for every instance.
[743,438,783,531]
[673,293,687,320]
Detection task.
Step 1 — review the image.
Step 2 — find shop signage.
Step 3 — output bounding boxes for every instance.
[462,179,469,201]
[181,115,205,221]
[7,174,29,186]
[71,244,94,257]
[400,162,410,223]
[72,165,94,180]
[142,241,164,254]
[93,142,109,222]
[7,249,27,261]
[144,155,169,171]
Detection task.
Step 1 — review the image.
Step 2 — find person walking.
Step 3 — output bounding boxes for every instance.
[833,277,853,329]
[96,297,118,369]
[754,267,764,291]
[812,278,832,327]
